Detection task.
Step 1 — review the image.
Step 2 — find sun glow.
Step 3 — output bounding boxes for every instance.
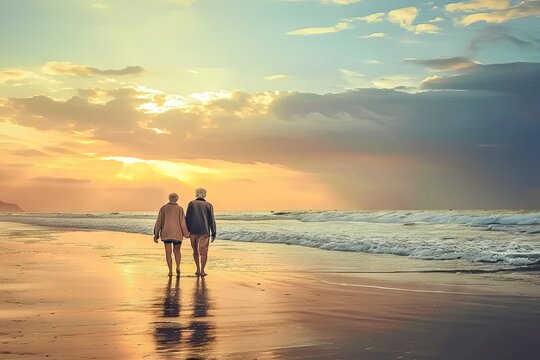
[189,90,232,103]
[103,156,144,164]
[102,156,222,183]
[135,87,237,114]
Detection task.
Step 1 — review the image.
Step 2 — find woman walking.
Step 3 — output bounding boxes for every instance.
[154,192,190,276]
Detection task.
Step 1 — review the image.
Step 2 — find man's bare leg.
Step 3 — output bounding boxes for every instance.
[200,255,208,276]
[200,235,209,276]
[173,243,181,276]
[164,243,173,276]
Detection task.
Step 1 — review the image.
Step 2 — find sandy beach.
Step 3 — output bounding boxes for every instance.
[1,221,539,359]
[3,0,540,358]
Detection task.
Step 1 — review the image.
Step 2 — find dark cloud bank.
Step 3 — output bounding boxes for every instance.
[6,62,540,209]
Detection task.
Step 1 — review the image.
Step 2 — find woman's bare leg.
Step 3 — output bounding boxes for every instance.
[173,243,181,276]
[164,243,173,276]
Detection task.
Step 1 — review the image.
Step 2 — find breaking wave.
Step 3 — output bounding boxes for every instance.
[1,209,538,267]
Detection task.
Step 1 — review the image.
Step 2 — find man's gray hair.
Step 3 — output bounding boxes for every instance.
[195,188,207,199]
[168,192,179,202]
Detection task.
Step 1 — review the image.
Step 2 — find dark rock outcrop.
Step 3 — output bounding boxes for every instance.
[0,201,23,212]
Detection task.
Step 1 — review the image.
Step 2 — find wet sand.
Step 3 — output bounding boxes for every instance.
[0,221,539,359]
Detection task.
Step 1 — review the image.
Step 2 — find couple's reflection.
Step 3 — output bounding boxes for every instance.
[188,276,215,347]
[153,276,215,355]
[153,277,182,350]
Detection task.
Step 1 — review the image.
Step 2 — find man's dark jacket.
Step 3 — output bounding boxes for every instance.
[186,198,217,237]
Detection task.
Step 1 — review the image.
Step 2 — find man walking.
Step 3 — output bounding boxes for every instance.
[154,192,190,277]
[186,188,216,276]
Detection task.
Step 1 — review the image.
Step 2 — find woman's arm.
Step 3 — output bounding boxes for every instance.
[154,207,164,241]
[179,207,190,238]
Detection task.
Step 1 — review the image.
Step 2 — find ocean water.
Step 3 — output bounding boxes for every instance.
[1,210,539,272]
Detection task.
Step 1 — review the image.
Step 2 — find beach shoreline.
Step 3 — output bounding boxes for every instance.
[1,221,539,359]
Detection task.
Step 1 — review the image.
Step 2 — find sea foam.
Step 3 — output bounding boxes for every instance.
[1,210,538,266]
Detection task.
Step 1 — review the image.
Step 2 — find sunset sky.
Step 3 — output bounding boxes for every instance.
[1,0,539,211]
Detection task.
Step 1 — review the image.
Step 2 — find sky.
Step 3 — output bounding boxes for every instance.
[0,0,539,211]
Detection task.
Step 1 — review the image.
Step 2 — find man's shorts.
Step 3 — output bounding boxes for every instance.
[190,234,210,256]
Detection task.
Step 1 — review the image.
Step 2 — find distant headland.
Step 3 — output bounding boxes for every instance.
[0,201,23,212]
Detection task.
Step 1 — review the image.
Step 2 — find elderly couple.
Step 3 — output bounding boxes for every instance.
[153,188,216,277]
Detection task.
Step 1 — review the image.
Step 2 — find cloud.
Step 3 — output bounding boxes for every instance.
[7,88,148,137]
[32,177,91,184]
[388,7,418,31]
[264,75,289,80]
[3,62,539,208]
[321,0,362,4]
[339,70,417,89]
[0,69,36,83]
[286,6,437,38]
[357,12,385,23]
[43,146,80,155]
[359,32,386,38]
[99,66,145,75]
[11,149,48,157]
[339,69,367,89]
[360,59,381,64]
[420,62,540,94]
[405,57,478,71]
[371,75,417,89]
[386,7,439,34]
[42,62,145,76]
[271,76,539,207]
[286,21,350,35]
[457,1,540,26]
[469,25,540,53]
[446,0,509,12]
[429,16,445,22]
[414,23,442,34]
[0,68,54,84]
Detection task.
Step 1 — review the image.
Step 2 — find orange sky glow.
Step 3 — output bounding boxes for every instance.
[2,1,539,211]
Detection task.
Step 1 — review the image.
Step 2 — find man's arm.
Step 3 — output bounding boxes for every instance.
[185,201,193,226]
[208,203,216,242]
